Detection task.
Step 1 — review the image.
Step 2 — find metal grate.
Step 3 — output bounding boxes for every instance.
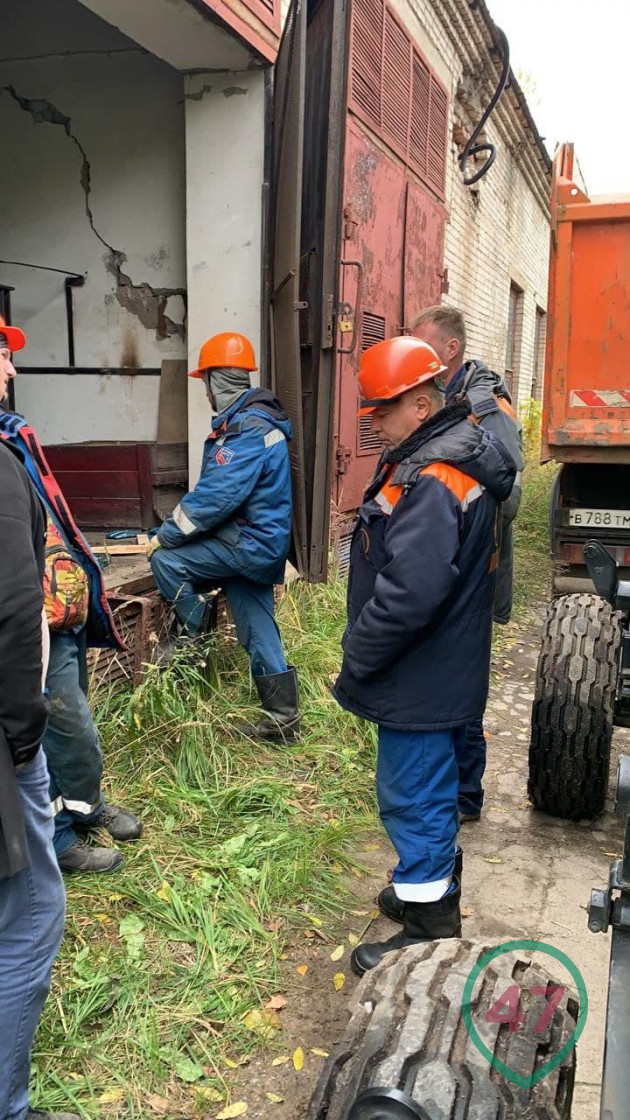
[349,0,448,199]
[351,0,383,128]
[427,80,448,194]
[382,11,411,154]
[358,312,386,452]
[334,528,354,577]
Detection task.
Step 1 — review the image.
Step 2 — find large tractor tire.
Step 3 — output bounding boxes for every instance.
[529,593,622,820]
[306,939,577,1119]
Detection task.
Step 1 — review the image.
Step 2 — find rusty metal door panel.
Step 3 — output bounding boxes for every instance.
[402,181,445,330]
[334,120,406,513]
[302,0,351,581]
[270,0,308,573]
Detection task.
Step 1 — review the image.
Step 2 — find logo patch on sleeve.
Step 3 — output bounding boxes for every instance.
[215,446,234,466]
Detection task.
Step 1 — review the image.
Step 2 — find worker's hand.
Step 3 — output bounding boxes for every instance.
[146,537,162,561]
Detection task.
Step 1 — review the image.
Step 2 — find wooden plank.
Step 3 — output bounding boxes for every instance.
[157,360,188,445]
[102,544,151,556]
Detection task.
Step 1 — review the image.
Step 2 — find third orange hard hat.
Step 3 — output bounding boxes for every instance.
[189,332,258,379]
[359,336,446,413]
[0,315,26,353]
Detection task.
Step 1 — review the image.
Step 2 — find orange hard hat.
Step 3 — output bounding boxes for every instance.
[189,332,257,379]
[359,336,446,413]
[0,315,26,353]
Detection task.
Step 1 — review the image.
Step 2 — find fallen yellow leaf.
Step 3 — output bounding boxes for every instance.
[370,909,380,920]
[108,892,123,901]
[271,1055,290,1066]
[146,1095,170,1115]
[483,856,504,865]
[278,953,289,960]
[310,916,323,927]
[348,933,360,947]
[266,1094,284,1104]
[224,1058,239,1069]
[311,1047,329,1057]
[216,1104,248,1119]
[333,972,345,991]
[98,1089,125,1104]
[296,964,308,976]
[330,944,344,962]
[243,1008,280,1040]
[156,881,172,903]
[293,1047,305,1071]
[363,843,380,850]
[195,1088,224,1103]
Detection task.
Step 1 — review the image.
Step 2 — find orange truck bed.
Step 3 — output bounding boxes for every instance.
[543,143,630,464]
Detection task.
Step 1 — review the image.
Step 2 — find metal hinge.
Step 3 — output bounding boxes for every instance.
[439,267,450,295]
[336,445,351,475]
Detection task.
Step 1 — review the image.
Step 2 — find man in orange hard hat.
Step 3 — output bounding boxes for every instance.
[333,336,516,973]
[0,318,142,875]
[149,332,299,742]
[413,306,524,826]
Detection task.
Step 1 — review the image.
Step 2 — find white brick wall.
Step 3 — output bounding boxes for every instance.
[391,0,550,411]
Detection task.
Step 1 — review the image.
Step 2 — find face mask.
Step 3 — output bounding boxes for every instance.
[205,367,252,414]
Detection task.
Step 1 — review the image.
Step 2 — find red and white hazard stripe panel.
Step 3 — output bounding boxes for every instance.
[570,390,630,407]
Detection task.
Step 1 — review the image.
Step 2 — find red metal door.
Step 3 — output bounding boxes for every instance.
[334,122,445,513]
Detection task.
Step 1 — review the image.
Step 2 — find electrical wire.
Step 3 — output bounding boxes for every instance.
[459,27,510,186]
[0,259,83,278]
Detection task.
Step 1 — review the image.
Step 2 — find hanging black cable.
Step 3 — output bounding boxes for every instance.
[459,27,510,186]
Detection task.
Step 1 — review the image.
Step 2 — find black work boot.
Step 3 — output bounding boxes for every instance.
[57,839,123,874]
[378,846,463,924]
[240,667,301,743]
[86,804,143,843]
[351,881,462,977]
[27,1110,81,1120]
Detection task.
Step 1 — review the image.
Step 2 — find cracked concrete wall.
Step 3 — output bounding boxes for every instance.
[185,70,265,483]
[0,12,186,442]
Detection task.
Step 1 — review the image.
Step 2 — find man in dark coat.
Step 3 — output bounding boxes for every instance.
[0,317,142,874]
[333,336,516,974]
[413,306,524,823]
[0,327,76,1120]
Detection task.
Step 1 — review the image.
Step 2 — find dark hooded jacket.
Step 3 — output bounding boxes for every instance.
[0,440,48,879]
[333,401,516,730]
[448,360,524,624]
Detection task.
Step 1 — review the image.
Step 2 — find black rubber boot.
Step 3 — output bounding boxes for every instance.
[80,804,143,843]
[351,881,462,977]
[378,846,463,925]
[240,667,301,743]
[57,839,124,874]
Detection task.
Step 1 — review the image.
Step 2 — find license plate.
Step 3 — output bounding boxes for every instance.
[568,508,630,529]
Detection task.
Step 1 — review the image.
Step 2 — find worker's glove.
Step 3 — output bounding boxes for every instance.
[146,537,162,561]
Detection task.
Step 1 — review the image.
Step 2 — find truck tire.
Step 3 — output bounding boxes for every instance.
[306,939,577,1119]
[529,593,621,819]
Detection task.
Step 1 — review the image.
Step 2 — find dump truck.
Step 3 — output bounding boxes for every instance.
[528,142,630,820]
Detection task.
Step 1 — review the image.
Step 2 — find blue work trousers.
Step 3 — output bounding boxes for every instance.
[44,630,105,857]
[377,725,465,900]
[151,539,287,678]
[0,748,66,1120]
[456,718,486,817]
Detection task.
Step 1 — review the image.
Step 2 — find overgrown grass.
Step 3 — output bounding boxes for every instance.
[35,579,376,1118]
[35,413,555,1117]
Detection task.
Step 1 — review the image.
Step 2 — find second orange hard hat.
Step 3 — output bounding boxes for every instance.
[189,332,258,379]
[359,336,446,413]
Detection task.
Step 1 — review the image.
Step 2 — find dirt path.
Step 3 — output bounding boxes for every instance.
[231,612,627,1118]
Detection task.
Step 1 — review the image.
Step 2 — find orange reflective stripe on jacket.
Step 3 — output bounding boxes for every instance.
[420,461,485,510]
[374,461,485,516]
